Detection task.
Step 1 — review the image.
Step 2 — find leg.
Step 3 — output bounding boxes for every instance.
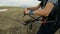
[37,22,59,34]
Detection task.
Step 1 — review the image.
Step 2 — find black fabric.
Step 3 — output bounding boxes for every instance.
[38,0,42,1]
[39,0,48,9]
[56,0,60,27]
[37,22,60,34]
[47,5,58,21]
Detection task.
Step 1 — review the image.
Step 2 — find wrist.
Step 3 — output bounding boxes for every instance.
[29,10,34,15]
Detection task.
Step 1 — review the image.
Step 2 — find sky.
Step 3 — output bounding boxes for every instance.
[0,0,41,7]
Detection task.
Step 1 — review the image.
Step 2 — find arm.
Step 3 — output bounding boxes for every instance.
[33,2,54,17]
[27,3,41,10]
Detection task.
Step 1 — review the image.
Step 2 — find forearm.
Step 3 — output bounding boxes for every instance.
[33,9,50,17]
[27,7,40,10]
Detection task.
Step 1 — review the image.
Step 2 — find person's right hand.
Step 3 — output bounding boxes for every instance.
[24,8,30,15]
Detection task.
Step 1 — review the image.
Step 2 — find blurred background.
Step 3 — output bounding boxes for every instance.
[0,0,40,8]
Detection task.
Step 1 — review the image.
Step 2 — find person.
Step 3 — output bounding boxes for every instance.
[24,0,59,34]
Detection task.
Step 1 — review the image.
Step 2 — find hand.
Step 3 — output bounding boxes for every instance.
[24,8,30,14]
